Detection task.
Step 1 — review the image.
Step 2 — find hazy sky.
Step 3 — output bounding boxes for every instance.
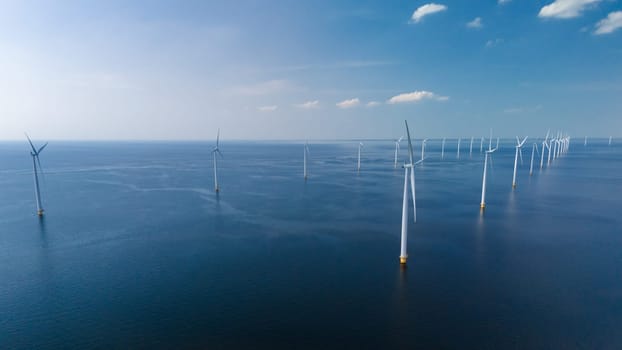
[1,0,621,140]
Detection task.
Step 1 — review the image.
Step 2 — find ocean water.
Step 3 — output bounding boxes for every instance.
[1,139,621,349]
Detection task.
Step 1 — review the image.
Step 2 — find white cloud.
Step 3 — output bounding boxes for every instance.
[366,101,381,107]
[486,38,504,47]
[594,11,622,35]
[387,91,448,104]
[411,3,448,23]
[296,100,320,109]
[538,0,601,19]
[336,98,361,108]
[257,105,278,112]
[498,0,511,4]
[467,17,483,29]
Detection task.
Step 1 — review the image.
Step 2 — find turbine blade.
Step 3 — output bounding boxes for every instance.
[410,167,416,223]
[404,120,414,165]
[519,148,523,165]
[25,133,37,154]
[217,149,224,158]
[216,129,220,148]
[37,142,48,154]
[516,136,520,145]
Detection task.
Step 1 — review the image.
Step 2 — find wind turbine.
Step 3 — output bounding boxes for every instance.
[512,136,528,188]
[421,138,428,162]
[357,142,363,172]
[529,143,539,176]
[480,146,497,210]
[441,138,446,160]
[303,141,310,180]
[480,137,484,153]
[457,137,461,159]
[609,136,612,146]
[26,134,48,216]
[394,136,403,169]
[540,130,551,170]
[469,137,474,158]
[584,136,587,146]
[496,137,500,149]
[212,129,223,192]
[399,120,421,265]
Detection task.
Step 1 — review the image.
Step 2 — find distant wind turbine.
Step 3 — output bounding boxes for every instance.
[399,120,421,265]
[584,136,587,146]
[480,137,484,153]
[421,138,428,162]
[212,129,223,192]
[357,142,363,172]
[469,137,474,158]
[457,137,461,159]
[480,146,497,210]
[529,143,539,176]
[394,136,403,169]
[303,141,310,180]
[441,138,446,160]
[25,133,48,216]
[512,136,528,188]
[609,136,612,146]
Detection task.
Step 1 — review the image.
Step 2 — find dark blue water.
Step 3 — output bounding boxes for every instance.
[1,139,621,349]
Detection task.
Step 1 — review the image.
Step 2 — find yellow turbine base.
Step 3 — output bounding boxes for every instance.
[37,210,44,216]
[399,257,408,264]
[480,203,486,209]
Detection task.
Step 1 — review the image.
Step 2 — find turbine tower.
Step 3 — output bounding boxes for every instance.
[399,120,421,265]
[512,136,528,188]
[457,137,461,159]
[357,142,363,172]
[469,137,474,158]
[480,147,497,209]
[441,138,446,160]
[212,129,223,192]
[26,134,48,217]
[529,143,539,176]
[303,141,310,180]
[421,139,428,162]
[394,137,403,169]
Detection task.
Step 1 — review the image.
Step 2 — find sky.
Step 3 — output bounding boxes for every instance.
[0,0,621,140]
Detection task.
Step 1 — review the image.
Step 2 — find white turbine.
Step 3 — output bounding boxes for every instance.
[480,147,497,210]
[303,142,310,180]
[584,136,587,146]
[394,136,403,169]
[399,120,420,265]
[457,137,461,159]
[421,138,428,162]
[441,138,446,160]
[26,133,48,216]
[357,142,363,172]
[529,143,539,176]
[512,136,528,188]
[480,137,484,153]
[496,137,500,149]
[540,130,550,170]
[469,137,474,158]
[212,129,223,192]
[609,136,612,146]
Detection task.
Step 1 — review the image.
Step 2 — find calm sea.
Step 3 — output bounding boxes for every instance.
[1,139,621,349]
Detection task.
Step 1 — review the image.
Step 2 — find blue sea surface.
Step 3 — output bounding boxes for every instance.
[1,139,621,349]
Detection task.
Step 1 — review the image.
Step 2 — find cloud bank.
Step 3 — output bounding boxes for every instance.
[387,91,448,104]
[296,100,320,109]
[538,0,601,19]
[411,3,448,23]
[594,11,622,35]
[336,98,361,108]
